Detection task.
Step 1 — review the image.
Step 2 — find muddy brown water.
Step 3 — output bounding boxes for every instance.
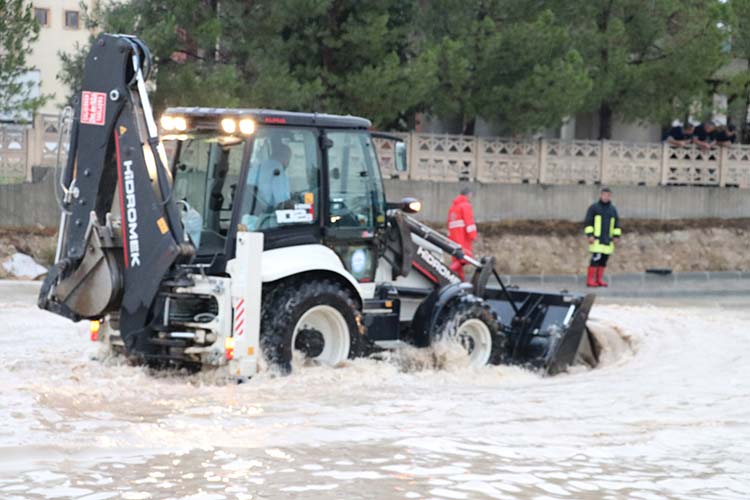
[1,281,749,499]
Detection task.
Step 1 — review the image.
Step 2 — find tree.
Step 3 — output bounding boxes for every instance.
[216,0,435,128]
[0,0,48,120]
[420,0,591,135]
[59,0,434,129]
[720,0,750,142]
[546,0,728,139]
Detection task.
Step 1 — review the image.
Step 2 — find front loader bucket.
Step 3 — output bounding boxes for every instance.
[483,288,598,375]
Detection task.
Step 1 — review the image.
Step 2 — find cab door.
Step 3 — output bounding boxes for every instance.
[323,130,387,283]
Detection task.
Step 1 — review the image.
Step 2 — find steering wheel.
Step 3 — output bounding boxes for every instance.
[329,197,361,227]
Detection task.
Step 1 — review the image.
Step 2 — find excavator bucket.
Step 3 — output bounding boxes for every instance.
[483,288,598,375]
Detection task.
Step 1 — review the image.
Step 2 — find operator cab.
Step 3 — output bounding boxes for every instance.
[161,108,396,282]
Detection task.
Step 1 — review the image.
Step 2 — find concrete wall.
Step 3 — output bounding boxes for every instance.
[0,167,59,227]
[572,112,662,143]
[384,179,750,223]
[2,169,750,228]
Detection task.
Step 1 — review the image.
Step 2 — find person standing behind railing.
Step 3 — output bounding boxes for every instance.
[584,187,621,287]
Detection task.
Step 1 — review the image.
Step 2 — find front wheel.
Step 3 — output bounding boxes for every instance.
[432,295,506,367]
[260,279,364,374]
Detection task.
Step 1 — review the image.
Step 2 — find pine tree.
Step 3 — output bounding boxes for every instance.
[546,0,728,139]
[721,0,750,142]
[0,0,48,120]
[60,0,434,129]
[420,0,591,134]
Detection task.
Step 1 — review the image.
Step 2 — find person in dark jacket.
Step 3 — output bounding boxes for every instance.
[692,121,717,150]
[663,121,695,147]
[714,121,737,147]
[584,187,621,287]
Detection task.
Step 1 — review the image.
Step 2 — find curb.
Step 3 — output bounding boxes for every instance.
[500,270,750,298]
[507,270,750,285]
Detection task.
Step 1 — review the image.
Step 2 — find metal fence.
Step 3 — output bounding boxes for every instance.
[4,116,750,188]
[374,133,750,188]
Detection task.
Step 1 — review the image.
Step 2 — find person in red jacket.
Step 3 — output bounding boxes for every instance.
[447,187,477,280]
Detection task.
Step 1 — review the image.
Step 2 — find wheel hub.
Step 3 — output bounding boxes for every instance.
[294,328,325,358]
[292,305,351,366]
[454,318,492,367]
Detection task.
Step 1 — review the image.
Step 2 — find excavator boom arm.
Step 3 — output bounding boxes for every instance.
[39,34,191,355]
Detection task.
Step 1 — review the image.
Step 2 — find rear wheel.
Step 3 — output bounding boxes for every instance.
[432,295,506,367]
[260,279,364,374]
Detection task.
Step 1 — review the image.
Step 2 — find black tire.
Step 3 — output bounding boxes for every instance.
[260,278,365,374]
[432,295,507,366]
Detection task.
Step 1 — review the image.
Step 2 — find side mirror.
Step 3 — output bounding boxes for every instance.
[395,141,408,172]
[401,197,421,214]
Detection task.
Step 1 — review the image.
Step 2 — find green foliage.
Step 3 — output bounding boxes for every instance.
[56,0,732,136]
[422,2,591,134]
[0,0,49,120]
[718,0,750,140]
[545,0,729,138]
[473,11,592,133]
[220,0,435,128]
[59,0,432,128]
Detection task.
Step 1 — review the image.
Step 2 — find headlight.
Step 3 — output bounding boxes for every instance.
[239,118,256,135]
[221,118,237,134]
[160,115,175,131]
[173,116,188,132]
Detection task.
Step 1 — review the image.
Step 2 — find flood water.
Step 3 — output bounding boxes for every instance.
[1,281,749,499]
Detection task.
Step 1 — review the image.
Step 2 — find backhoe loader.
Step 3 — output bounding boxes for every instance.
[39,34,598,377]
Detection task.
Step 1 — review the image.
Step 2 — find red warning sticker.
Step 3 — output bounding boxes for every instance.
[80,91,107,126]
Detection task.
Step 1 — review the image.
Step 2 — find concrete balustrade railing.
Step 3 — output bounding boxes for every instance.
[374,133,750,188]
[0,114,63,183]
[4,118,750,188]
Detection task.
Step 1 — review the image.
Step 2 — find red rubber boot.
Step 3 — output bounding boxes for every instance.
[586,266,598,287]
[450,258,465,281]
[596,266,608,287]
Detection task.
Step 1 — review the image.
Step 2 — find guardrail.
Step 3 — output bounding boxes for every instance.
[373,133,750,188]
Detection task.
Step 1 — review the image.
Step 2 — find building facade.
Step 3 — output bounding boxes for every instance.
[29,0,97,114]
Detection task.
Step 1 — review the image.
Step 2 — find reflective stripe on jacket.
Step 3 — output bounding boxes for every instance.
[584,200,621,255]
[447,194,477,254]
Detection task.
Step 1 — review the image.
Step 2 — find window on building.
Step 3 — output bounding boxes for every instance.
[64,10,79,29]
[34,8,49,27]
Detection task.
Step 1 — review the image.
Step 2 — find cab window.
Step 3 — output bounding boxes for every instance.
[238,127,320,231]
[172,135,244,254]
[326,131,386,231]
